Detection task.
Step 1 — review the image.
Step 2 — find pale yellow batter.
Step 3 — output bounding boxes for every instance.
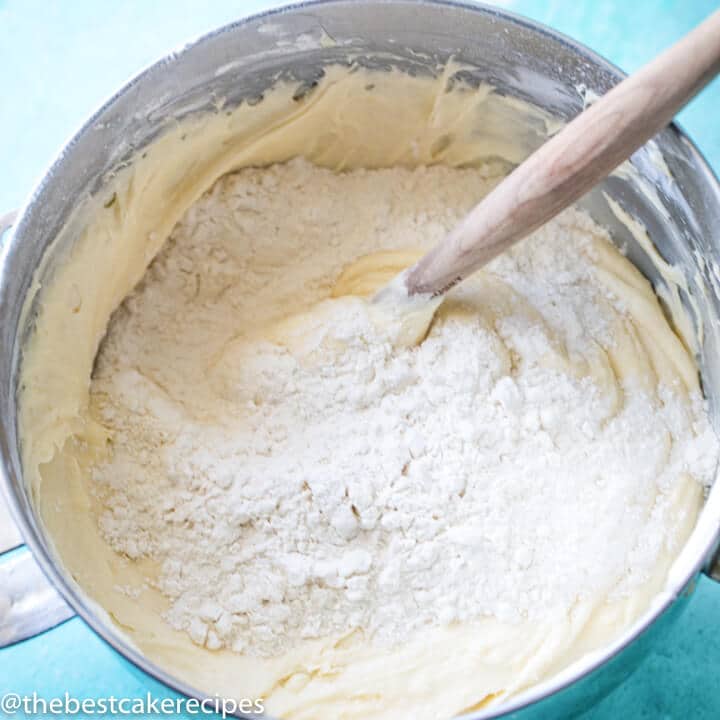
[16,66,718,719]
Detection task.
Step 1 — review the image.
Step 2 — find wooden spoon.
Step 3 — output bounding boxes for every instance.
[376,9,720,338]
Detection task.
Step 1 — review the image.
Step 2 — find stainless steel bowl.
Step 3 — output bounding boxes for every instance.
[1,1,719,718]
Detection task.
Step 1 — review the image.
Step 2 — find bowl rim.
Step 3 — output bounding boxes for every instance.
[3,1,720,718]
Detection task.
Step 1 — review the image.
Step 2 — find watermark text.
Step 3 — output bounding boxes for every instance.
[1,692,264,718]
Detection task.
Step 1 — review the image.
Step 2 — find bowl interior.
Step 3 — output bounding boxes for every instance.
[2,2,720,718]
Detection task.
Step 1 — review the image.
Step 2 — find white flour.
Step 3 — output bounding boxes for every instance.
[90,158,718,657]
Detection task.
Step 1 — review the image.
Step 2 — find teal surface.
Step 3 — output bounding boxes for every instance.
[1,1,720,718]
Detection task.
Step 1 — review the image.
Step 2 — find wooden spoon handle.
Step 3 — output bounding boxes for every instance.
[405,10,720,297]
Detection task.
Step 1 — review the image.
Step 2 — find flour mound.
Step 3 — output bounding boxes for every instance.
[90,159,718,656]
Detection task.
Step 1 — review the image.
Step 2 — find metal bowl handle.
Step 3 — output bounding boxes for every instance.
[706,546,720,582]
[0,550,77,647]
[0,210,18,237]
[0,212,76,647]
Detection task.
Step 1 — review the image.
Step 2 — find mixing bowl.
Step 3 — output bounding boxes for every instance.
[1,1,720,717]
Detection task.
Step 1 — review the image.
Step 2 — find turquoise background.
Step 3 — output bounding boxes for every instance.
[1,1,720,717]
